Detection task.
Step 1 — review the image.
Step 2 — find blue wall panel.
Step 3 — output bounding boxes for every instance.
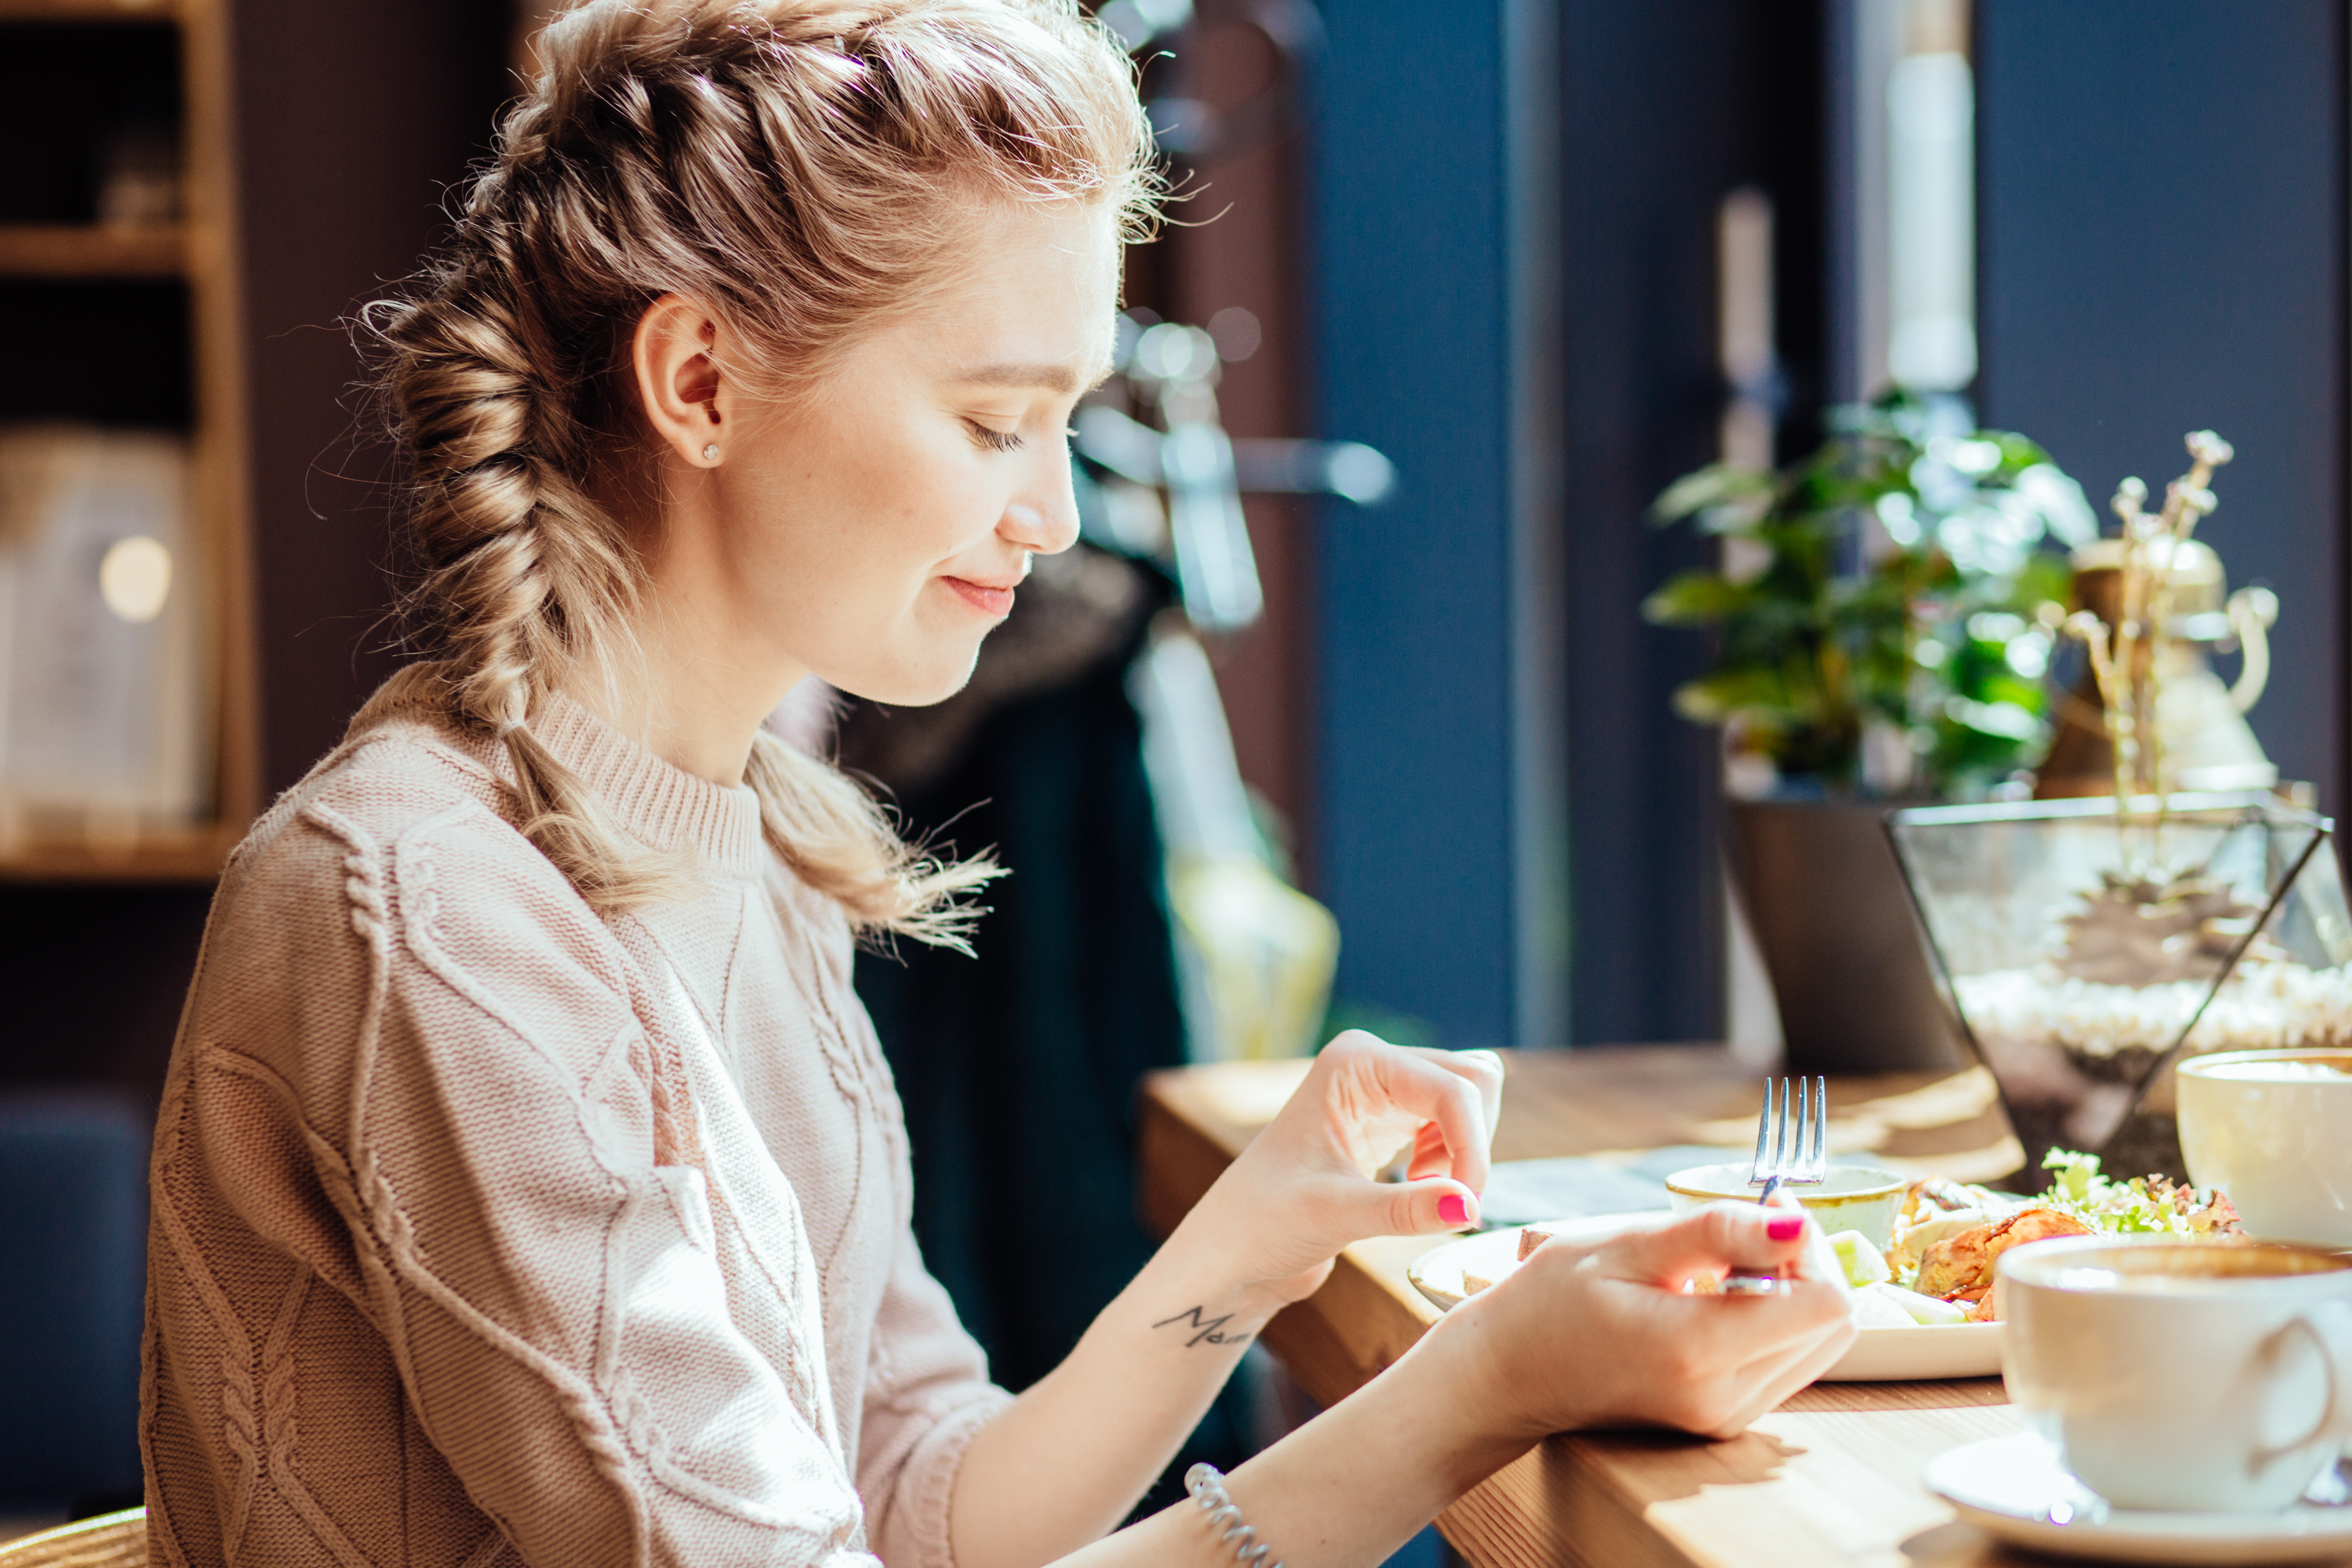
[0,1095,146,1507]
[1977,0,2347,812]
[1311,10,1520,1049]
[1555,1,1823,1045]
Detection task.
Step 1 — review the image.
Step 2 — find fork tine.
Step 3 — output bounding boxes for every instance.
[1772,1078,1790,1172]
[1749,1079,1772,1186]
[1789,1077,1804,1183]
[1810,1075,1828,1180]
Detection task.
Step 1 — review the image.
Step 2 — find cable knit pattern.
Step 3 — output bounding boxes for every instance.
[144,680,1012,1568]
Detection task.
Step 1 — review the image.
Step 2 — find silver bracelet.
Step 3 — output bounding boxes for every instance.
[1184,1462,1285,1568]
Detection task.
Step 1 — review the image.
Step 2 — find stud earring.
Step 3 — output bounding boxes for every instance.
[702,444,720,462]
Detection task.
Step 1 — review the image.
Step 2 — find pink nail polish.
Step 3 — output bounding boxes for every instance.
[1439,1194,1469,1227]
[1767,1214,1804,1242]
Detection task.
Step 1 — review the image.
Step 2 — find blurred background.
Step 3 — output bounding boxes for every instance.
[0,0,2343,1558]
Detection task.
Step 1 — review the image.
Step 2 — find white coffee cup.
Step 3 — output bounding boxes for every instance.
[2178,1049,2352,1248]
[2001,1237,2352,1513]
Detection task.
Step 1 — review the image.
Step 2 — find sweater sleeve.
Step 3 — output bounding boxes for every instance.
[305,800,882,1568]
[857,1229,1014,1568]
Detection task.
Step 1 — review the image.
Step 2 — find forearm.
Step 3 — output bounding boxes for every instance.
[1042,1322,1528,1568]
[950,1036,1511,1568]
[951,1217,1284,1568]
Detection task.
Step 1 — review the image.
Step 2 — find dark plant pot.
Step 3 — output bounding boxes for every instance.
[1726,797,1965,1074]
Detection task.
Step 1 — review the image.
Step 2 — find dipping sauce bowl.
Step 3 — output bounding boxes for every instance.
[1664,1162,1907,1251]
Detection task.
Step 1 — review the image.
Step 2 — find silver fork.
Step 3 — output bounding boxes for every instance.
[1722,1076,1827,1296]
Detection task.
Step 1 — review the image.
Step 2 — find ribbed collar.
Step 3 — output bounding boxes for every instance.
[531,690,766,880]
[344,666,768,881]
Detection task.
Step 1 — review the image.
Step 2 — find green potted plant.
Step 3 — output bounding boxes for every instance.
[1647,390,2095,1070]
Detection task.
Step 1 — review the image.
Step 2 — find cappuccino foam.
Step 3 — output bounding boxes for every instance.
[2042,1245,2348,1294]
[2195,1057,2352,1082]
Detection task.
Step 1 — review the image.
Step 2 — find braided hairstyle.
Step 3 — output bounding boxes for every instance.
[370,0,1155,941]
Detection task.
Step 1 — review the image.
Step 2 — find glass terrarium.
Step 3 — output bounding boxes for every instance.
[1887,792,2352,1183]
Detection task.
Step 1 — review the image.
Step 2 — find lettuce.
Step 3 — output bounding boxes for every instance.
[2037,1148,2219,1236]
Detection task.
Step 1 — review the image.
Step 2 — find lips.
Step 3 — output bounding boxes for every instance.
[944,576,1017,617]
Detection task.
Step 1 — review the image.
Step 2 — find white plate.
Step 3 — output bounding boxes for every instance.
[1406,1216,2004,1382]
[1925,1433,2352,1564]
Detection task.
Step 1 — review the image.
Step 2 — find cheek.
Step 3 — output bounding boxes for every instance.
[843,439,1002,581]
[727,392,1012,703]
[750,437,954,591]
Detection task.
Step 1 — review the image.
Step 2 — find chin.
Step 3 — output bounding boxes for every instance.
[831,642,985,708]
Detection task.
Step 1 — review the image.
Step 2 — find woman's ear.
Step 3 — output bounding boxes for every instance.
[632,294,734,467]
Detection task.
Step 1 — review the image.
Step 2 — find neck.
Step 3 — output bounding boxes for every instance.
[562,525,808,789]
[560,639,805,788]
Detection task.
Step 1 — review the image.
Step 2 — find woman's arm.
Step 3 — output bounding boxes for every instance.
[949,1035,1504,1568]
[1045,1197,1857,1568]
[944,1208,1295,1567]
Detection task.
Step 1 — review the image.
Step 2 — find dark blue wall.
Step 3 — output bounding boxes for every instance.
[1978,0,2347,813]
[1556,2,1823,1046]
[1310,2,1825,1049]
[0,1095,146,1509]
[1310,10,1521,1050]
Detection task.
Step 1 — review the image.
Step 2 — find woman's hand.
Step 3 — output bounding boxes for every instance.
[1432,1194,1857,1442]
[1170,1032,1504,1309]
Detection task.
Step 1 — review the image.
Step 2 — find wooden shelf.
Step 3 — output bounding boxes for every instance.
[0,0,257,885]
[0,224,184,278]
[0,0,175,20]
[0,823,240,884]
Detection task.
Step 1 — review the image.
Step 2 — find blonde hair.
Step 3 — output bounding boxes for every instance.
[368,0,1157,944]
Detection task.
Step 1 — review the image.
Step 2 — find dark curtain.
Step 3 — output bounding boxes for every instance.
[852,655,1185,1385]
[841,548,1267,1512]
[840,551,1189,1389]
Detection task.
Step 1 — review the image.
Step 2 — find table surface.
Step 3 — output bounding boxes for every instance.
[1136,1046,2061,1568]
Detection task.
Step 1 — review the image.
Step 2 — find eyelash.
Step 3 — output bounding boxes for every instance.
[965,419,1023,453]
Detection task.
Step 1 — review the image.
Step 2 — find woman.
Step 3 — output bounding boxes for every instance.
[143,2,1855,1564]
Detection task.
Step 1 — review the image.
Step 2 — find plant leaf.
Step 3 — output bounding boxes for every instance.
[1641,572,1751,625]
[1672,668,1795,725]
[1650,464,1774,525]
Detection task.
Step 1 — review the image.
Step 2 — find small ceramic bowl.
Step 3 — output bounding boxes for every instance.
[1664,1162,1906,1250]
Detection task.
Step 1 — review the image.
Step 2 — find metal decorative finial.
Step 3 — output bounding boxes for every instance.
[2057,430,2236,808]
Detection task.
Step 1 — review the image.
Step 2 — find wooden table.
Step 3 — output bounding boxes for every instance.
[1137,1046,2051,1568]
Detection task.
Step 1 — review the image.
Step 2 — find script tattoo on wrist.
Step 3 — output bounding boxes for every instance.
[1153,1305,1251,1349]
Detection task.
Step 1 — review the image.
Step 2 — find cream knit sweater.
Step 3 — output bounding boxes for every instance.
[144,679,1011,1568]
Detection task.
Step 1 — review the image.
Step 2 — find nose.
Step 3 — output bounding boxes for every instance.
[1001,450,1082,556]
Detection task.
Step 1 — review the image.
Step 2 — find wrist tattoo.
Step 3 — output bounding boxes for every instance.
[1154,1305,1252,1349]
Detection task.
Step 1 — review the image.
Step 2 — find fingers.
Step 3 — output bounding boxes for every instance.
[1399,1175,1482,1235]
[1644,1271,1853,1436]
[1698,1309,1860,1439]
[1414,1046,1504,1139]
[1524,1210,1677,1258]
[1404,1120,1461,1183]
[1325,1033,1497,1195]
[1315,1171,1482,1241]
[1401,1049,1505,1182]
[1730,1300,1859,1390]
[1653,1268,1852,1382]
[1596,1200,1812,1289]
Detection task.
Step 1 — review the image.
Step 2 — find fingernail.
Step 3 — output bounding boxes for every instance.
[1767,1214,1804,1242]
[1440,1194,1470,1227]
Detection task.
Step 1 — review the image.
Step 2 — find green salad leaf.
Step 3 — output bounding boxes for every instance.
[2036,1148,2232,1237]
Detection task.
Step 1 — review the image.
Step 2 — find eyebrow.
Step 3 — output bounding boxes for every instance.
[951,360,1116,396]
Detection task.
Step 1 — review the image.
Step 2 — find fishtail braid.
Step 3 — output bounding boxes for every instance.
[381,220,692,908]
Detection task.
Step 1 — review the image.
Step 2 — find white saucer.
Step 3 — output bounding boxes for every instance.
[1407,1216,2004,1382]
[1925,1433,2352,1564]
